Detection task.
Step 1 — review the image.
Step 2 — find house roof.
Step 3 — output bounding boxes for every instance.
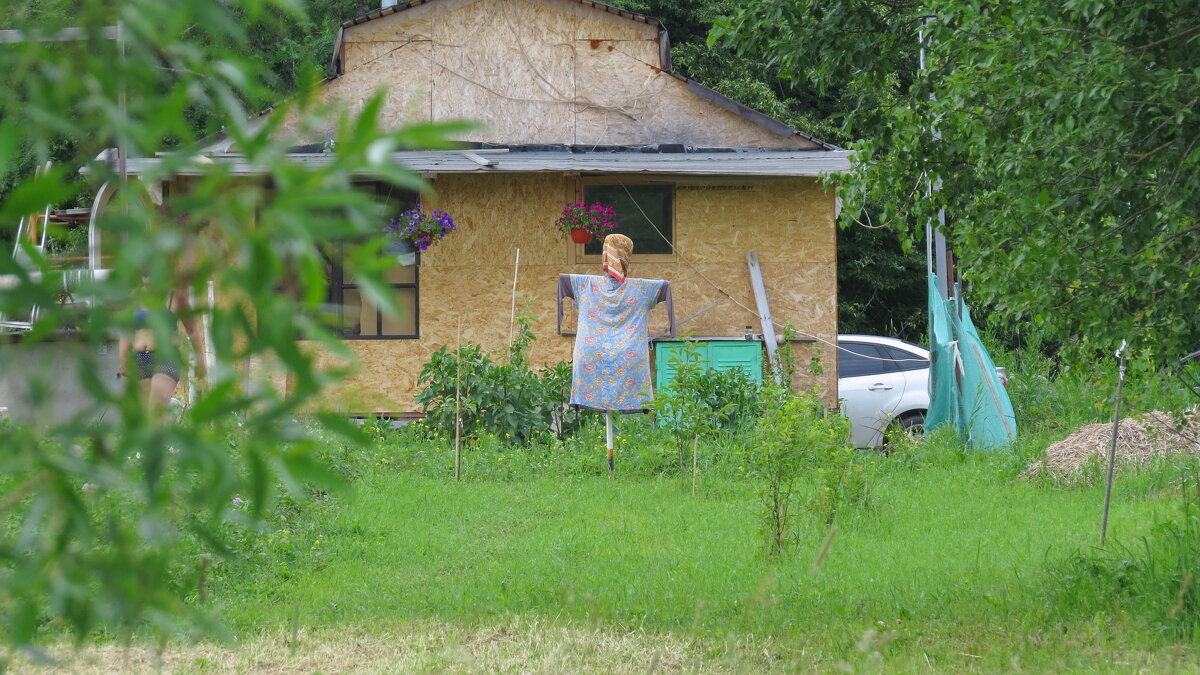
[341,0,662,31]
[86,146,852,178]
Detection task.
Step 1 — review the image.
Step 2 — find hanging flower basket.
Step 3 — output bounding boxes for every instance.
[556,201,618,243]
[384,206,456,264]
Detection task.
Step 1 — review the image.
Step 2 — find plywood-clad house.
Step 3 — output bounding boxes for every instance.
[108,0,852,414]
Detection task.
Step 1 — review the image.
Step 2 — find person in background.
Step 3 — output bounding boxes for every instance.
[117,284,206,414]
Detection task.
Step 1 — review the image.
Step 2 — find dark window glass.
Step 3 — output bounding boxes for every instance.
[881,345,929,372]
[324,182,420,339]
[837,342,897,378]
[582,183,673,255]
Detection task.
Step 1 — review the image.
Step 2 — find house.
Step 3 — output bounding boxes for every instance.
[86,0,851,415]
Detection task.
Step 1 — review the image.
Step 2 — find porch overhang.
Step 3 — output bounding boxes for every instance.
[83,147,853,179]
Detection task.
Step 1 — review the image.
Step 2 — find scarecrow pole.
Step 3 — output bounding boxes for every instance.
[606,410,615,477]
[1100,340,1128,544]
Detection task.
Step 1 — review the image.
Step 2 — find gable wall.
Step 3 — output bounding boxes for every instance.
[304,0,816,148]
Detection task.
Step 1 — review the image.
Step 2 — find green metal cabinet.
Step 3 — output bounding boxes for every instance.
[654,340,764,391]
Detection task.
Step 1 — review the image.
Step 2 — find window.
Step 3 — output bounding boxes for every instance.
[837,342,897,378]
[581,183,674,256]
[324,182,420,339]
[880,345,929,372]
[326,243,419,338]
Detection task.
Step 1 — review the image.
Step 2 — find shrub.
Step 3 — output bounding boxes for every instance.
[746,388,853,556]
[414,305,575,445]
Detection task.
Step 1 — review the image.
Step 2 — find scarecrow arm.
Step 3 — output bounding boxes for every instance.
[654,281,676,339]
[556,273,575,335]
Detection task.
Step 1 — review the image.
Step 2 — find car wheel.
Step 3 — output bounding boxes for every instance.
[883,411,926,453]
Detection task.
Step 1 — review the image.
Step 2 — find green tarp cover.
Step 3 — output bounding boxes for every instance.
[926,274,1018,450]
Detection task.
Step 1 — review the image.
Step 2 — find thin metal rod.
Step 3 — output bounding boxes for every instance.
[1101,340,1129,543]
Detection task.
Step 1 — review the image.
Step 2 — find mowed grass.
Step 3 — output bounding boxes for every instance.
[200,445,1199,672]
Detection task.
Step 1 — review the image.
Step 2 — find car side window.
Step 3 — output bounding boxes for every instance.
[882,345,929,372]
[838,342,897,378]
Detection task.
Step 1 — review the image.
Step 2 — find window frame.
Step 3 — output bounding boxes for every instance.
[574,178,676,263]
[325,242,420,340]
[323,181,422,340]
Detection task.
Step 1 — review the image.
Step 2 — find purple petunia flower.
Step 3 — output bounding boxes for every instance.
[387,207,456,250]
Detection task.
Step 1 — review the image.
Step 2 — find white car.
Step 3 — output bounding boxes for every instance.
[837,335,931,448]
[836,334,1009,448]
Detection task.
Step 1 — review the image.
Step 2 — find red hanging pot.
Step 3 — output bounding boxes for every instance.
[569,227,593,244]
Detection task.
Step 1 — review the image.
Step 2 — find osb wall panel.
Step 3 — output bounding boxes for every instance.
[308,256,843,413]
[673,178,836,264]
[345,0,437,44]
[574,50,814,148]
[560,0,658,43]
[322,43,434,132]
[310,256,836,412]
[594,262,835,339]
[429,0,577,143]
[421,173,572,268]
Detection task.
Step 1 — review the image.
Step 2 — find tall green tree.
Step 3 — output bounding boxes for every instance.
[713,0,1200,362]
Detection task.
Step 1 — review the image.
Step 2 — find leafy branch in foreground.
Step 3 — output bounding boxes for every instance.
[0,0,470,647]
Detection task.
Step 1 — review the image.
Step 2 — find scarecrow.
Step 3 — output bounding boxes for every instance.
[557,233,675,474]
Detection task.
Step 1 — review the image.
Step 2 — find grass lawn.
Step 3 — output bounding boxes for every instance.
[172,442,1200,673]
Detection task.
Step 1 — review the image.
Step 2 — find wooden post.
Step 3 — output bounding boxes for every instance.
[691,435,698,497]
[507,247,520,350]
[746,252,780,383]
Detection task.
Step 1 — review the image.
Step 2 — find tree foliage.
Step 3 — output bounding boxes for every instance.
[0,0,467,647]
[714,0,1200,361]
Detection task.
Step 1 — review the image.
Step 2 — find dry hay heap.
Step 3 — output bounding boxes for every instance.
[1025,409,1200,482]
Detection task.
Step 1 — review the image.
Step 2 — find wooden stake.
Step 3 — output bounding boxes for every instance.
[454,316,462,482]
[507,247,520,350]
[691,434,698,497]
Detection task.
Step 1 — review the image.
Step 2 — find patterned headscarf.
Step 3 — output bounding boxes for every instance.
[602,233,633,282]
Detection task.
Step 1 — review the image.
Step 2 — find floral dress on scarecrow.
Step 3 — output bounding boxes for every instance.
[557,235,675,412]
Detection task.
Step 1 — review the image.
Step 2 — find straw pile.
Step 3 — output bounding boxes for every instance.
[1024,409,1200,482]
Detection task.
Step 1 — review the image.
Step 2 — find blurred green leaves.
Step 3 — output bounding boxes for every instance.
[0,0,458,648]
